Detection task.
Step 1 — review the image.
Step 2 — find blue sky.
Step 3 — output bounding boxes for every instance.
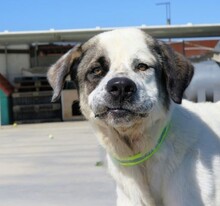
[0,0,220,32]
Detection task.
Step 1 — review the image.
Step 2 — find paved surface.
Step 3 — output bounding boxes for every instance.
[0,121,116,206]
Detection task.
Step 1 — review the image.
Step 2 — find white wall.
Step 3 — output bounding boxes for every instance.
[0,45,30,83]
[0,54,6,76]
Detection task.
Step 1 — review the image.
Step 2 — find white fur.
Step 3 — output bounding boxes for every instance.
[98,28,157,70]
[94,101,220,206]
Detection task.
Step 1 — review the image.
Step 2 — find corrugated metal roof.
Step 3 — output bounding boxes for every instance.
[0,24,220,45]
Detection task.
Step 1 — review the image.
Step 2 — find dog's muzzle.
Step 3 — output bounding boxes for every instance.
[95,77,148,120]
[95,77,149,125]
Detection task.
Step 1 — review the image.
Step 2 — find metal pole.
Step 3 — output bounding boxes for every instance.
[169,2,171,25]
[182,40,186,56]
[34,43,38,67]
[5,45,8,78]
[156,2,171,25]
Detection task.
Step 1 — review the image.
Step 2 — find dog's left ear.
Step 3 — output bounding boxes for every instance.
[159,41,194,104]
[47,44,82,102]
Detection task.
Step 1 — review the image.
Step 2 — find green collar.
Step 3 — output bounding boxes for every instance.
[111,124,170,167]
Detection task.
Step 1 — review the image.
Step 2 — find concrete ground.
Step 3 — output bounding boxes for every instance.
[0,121,116,206]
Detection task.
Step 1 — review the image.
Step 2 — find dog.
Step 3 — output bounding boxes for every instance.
[47,28,220,206]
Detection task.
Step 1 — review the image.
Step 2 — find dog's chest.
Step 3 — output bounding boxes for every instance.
[108,154,166,205]
[146,161,166,203]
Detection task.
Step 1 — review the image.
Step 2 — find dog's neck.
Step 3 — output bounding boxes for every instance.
[93,107,171,161]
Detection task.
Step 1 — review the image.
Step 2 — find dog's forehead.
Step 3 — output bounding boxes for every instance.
[85,29,157,66]
[101,29,155,59]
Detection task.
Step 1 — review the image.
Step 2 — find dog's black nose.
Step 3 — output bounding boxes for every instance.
[106,77,137,100]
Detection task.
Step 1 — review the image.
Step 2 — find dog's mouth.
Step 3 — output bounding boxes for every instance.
[95,107,148,119]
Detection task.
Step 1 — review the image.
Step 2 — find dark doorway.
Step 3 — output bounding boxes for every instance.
[72,100,81,116]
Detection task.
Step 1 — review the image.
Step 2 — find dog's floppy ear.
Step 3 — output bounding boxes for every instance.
[47,44,82,102]
[159,41,194,104]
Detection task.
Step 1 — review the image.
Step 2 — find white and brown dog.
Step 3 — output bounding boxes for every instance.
[48,28,220,206]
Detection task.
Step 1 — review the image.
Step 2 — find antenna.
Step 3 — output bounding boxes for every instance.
[156,2,171,25]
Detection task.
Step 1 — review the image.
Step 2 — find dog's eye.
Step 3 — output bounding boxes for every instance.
[87,66,106,82]
[92,67,104,76]
[136,63,149,71]
[87,57,109,82]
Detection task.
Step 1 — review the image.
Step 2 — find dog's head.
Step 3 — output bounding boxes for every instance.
[48,29,193,129]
